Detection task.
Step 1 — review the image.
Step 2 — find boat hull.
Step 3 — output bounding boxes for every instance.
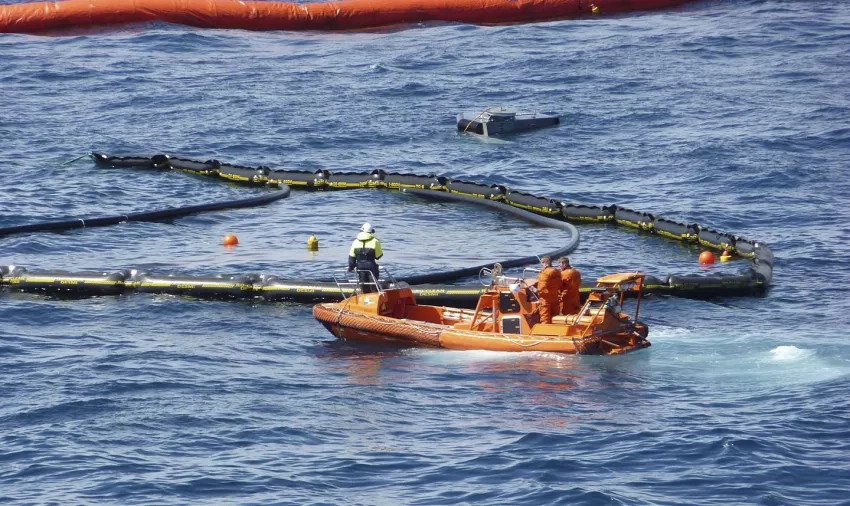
[313,303,649,355]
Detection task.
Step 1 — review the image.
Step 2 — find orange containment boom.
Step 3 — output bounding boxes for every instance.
[0,0,694,34]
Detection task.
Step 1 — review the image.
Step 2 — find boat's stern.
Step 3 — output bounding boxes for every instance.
[597,323,651,355]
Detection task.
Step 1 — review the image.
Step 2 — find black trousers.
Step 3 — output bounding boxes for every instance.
[357,264,380,293]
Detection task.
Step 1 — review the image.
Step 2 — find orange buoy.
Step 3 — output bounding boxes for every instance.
[222,233,239,246]
[698,251,715,265]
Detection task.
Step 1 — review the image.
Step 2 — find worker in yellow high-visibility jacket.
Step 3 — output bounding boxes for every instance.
[348,222,383,293]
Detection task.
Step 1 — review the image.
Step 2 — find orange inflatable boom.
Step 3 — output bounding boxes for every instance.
[0,0,694,34]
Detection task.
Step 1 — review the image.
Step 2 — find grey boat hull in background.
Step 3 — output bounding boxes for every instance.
[457,108,560,136]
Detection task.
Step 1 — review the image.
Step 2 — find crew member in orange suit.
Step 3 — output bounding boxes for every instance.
[558,257,582,315]
[535,256,562,324]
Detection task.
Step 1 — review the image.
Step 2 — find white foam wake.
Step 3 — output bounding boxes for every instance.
[768,345,813,362]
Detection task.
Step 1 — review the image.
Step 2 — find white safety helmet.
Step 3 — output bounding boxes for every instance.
[360,222,374,233]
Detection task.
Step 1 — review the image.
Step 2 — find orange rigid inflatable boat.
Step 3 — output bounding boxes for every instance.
[0,0,695,34]
[313,267,650,355]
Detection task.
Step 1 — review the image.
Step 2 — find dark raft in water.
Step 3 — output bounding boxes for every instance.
[457,108,560,137]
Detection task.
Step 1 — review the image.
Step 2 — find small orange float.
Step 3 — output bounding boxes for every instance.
[699,251,715,265]
[222,233,239,246]
[313,267,650,355]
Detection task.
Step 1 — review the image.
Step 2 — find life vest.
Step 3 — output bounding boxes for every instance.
[348,231,383,271]
[561,268,581,295]
[537,266,561,298]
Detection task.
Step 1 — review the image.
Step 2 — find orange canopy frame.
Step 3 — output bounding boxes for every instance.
[0,0,693,34]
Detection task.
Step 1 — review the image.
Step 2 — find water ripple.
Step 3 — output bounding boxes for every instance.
[2,1,850,504]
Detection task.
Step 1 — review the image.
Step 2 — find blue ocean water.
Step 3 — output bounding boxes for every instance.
[2,0,850,504]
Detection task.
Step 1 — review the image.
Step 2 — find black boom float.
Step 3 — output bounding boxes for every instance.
[0,152,773,305]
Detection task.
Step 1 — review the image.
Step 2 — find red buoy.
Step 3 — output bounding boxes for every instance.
[699,251,715,265]
[223,233,239,246]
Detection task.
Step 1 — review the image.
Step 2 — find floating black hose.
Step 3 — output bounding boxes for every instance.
[1,152,774,304]
[397,189,579,284]
[0,188,290,238]
[0,266,761,308]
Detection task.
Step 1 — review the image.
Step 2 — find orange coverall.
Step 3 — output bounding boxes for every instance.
[536,266,562,324]
[560,268,582,315]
